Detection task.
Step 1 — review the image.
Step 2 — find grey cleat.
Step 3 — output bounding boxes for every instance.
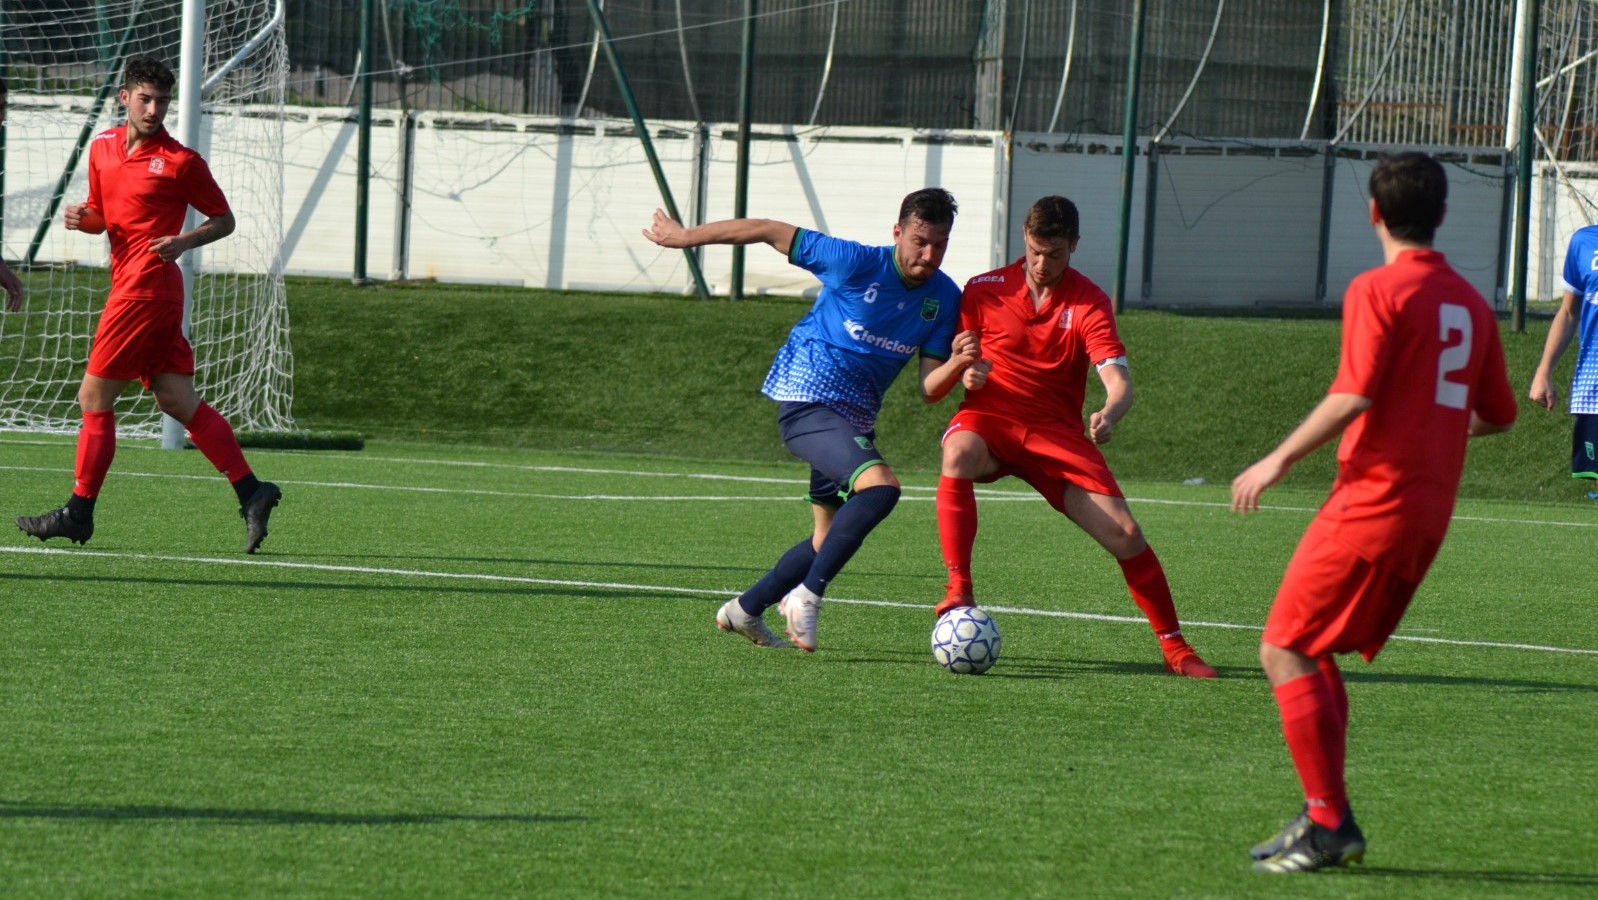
[777,584,822,653]
[716,598,792,649]
[1252,809,1366,874]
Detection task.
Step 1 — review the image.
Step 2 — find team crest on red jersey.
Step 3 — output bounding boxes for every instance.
[1058,307,1073,331]
[148,156,166,174]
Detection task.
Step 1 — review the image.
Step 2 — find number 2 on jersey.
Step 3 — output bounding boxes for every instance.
[1435,303,1472,410]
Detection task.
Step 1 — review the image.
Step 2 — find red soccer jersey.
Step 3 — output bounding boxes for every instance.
[1319,248,1518,578]
[85,124,230,302]
[957,258,1127,428]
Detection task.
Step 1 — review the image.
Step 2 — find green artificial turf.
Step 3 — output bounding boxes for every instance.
[282,278,1583,504]
[2,436,1593,897]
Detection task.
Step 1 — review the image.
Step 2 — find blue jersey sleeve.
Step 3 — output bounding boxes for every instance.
[1564,228,1598,296]
[789,228,876,289]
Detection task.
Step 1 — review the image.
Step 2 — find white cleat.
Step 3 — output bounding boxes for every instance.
[778,584,823,653]
[716,598,792,649]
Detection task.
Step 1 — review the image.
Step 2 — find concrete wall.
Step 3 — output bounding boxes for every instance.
[4,101,1580,306]
[263,112,1006,293]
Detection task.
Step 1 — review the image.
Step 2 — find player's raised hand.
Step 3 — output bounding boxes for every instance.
[1089,409,1116,445]
[1231,455,1287,514]
[148,233,190,262]
[64,202,105,234]
[962,357,992,390]
[1528,372,1561,411]
[951,329,981,363]
[642,209,689,248]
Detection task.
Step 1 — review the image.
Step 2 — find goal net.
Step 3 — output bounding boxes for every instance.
[0,0,292,437]
[1535,2,1598,243]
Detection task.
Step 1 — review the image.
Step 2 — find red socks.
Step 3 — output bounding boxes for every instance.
[1319,654,1348,730]
[186,402,252,482]
[937,475,978,591]
[1274,669,1349,829]
[1117,545,1182,638]
[73,409,117,499]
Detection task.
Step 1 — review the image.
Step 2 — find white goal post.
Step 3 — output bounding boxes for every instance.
[0,0,293,443]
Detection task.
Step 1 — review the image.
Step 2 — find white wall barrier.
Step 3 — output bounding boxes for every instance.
[3,102,1577,307]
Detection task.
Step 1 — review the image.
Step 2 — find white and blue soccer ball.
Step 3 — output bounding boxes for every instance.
[931,606,1002,675]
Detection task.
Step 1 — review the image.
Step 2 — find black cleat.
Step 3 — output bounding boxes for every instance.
[1251,804,1309,860]
[16,506,94,545]
[1252,808,1366,873]
[240,481,282,554]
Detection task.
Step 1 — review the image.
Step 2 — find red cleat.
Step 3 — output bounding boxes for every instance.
[1162,642,1219,679]
[934,583,975,618]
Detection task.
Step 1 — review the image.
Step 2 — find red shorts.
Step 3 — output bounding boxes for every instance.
[86,296,194,389]
[943,409,1123,511]
[1264,517,1422,662]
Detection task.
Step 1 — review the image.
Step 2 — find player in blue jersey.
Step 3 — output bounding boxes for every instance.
[643,188,981,651]
[1530,223,1598,484]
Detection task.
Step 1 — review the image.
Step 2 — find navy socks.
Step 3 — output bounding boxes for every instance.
[803,485,900,595]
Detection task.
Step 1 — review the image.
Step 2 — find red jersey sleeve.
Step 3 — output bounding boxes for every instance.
[1078,292,1127,366]
[1472,315,1518,426]
[177,154,230,219]
[85,134,107,214]
[1329,274,1393,398]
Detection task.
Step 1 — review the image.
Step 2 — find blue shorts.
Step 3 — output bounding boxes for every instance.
[777,401,887,508]
[1573,414,1598,479]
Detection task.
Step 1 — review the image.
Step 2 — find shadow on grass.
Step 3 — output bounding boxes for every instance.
[834,647,1597,693]
[1349,866,1598,887]
[0,571,717,603]
[0,799,586,827]
[287,552,762,575]
[838,647,1252,680]
[1342,670,1598,694]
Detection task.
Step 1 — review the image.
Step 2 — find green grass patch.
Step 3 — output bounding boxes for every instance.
[284,278,1583,503]
[1,437,1593,896]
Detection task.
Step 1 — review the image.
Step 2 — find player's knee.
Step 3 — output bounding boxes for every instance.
[154,392,197,424]
[941,437,988,478]
[853,463,900,492]
[77,382,116,412]
[1107,522,1145,557]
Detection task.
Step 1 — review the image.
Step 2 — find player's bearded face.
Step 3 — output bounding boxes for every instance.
[893,217,951,284]
[121,83,172,139]
[1023,232,1078,289]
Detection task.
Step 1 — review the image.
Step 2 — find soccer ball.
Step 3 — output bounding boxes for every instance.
[931,606,1002,675]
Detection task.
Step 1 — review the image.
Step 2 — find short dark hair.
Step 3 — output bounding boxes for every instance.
[0,77,8,94]
[1023,195,1080,242]
[1368,152,1447,244]
[899,187,957,228]
[122,55,175,93]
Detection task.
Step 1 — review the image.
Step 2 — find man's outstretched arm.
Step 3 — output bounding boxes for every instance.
[642,209,798,257]
[1231,392,1370,514]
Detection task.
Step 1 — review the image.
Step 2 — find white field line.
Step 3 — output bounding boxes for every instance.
[2,545,1594,657]
[3,461,1595,527]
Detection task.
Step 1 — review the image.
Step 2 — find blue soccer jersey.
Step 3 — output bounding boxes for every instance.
[761,228,962,430]
[1559,224,1598,414]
